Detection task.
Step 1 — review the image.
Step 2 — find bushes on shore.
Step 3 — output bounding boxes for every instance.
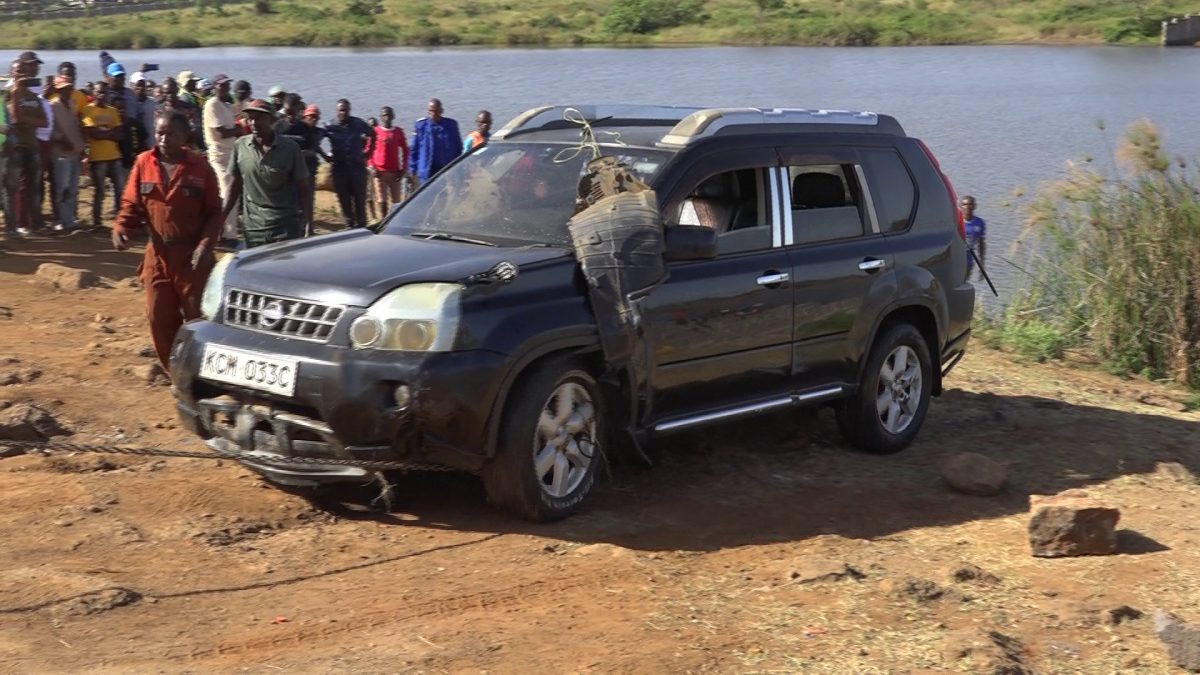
[1002,121,1200,388]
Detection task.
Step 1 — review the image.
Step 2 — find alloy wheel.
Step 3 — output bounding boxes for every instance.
[876,345,923,434]
[532,381,597,498]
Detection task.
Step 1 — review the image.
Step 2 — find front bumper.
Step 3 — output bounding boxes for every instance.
[170,319,511,484]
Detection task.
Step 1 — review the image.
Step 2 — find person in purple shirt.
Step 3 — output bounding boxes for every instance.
[960,195,986,277]
[408,98,461,185]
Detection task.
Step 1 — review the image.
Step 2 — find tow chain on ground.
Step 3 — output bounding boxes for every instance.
[0,439,457,472]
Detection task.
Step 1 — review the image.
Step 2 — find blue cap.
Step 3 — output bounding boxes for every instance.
[106,62,126,77]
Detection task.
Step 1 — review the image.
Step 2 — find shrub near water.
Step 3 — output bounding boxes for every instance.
[1015,121,1200,387]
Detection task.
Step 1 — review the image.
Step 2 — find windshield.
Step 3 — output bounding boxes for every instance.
[381,142,671,247]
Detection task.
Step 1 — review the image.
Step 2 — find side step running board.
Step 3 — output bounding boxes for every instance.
[652,386,844,434]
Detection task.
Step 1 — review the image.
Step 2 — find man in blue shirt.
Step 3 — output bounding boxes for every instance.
[409,98,461,185]
[324,98,374,229]
[960,195,986,277]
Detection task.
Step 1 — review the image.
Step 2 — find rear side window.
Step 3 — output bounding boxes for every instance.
[785,164,865,245]
[861,148,915,233]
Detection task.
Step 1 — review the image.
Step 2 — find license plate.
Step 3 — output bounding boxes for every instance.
[199,344,299,397]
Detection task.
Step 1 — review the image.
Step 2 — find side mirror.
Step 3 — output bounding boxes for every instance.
[664,225,717,262]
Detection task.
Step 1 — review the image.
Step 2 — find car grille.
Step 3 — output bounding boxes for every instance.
[224,289,344,343]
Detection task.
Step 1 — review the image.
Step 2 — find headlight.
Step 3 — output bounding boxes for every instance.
[200,254,235,320]
[350,283,462,352]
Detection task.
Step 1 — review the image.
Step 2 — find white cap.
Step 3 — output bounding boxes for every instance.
[130,72,147,84]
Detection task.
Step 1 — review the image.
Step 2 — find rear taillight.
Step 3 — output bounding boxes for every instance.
[916,139,965,240]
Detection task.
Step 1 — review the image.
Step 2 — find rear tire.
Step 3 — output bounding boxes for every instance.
[836,323,932,455]
[482,357,604,521]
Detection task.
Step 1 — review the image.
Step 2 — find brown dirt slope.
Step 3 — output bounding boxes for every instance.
[1,226,1198,673]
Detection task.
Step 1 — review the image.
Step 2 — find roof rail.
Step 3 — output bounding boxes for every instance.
[657,108,903,147]
[493,104,703,140]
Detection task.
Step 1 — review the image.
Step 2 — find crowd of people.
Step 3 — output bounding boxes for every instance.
[1,49,496,247]
[1,48,495,371]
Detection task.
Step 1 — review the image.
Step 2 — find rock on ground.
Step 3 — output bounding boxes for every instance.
[940,452,1008,496]
[943,629,1030,674]
[1028,490,1120,557]
[35,263,98,290]
[1156,610,1200,672]
[0,404,70,452]
[786,558,866,584]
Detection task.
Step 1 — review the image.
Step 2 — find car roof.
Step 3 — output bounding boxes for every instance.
[494,104,906,149]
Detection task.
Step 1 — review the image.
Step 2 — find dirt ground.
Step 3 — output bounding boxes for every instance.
[1,197,1199,674]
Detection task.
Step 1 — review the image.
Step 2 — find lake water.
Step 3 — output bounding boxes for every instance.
[27,45,1200,299]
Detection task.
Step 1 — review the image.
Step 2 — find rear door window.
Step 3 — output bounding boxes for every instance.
[860,148,916,233]
[783,163,867,245]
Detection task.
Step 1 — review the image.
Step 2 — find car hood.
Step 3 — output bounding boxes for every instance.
[226,229,570,307]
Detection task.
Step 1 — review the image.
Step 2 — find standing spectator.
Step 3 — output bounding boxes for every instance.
[196,78,213,107]
[53,62,88,118]
[81,82,124,229]
[463,110,492,152]
[105,63,137,195]
[32,74,56,231]
[276,98,323,235]
[267,85,286,113]
[370,106,409,219]
[0,80,9,235]
[408,98,461,185]
[223,99,311,247]
[130,73,158,151]
[48,74,84,232]
[324,99,374,229]
[4,58,48,237]
[232,80,252,113]
[365,116,378,222]
[112,112,223,372]
[960,195,987,277]
[176,71,201,107]
[202,74,241,246]
[158,78,203,150]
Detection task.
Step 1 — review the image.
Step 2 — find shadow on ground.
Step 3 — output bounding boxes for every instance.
[315,390,1198,552]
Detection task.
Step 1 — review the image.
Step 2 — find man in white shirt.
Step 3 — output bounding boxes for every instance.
[202,73,240,245]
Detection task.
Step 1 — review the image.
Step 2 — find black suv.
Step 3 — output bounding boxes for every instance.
[170,105,975,521]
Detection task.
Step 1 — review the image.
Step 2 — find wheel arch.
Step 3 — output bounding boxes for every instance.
[483,330,606,458]
[863,303,943,396]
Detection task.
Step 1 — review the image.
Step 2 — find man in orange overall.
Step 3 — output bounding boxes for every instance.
[113,112,223,371]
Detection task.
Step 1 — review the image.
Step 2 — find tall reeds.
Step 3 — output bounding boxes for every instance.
[1015,121,1200,387]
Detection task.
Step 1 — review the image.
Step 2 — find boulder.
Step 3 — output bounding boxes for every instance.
[0,404,70,455]
[1155,610,1200,672]
[940,452,1008,496]
[1028,490,1119,557]
[35,263,98,290]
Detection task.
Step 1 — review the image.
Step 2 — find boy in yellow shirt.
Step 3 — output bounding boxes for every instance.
[80,82,124,229]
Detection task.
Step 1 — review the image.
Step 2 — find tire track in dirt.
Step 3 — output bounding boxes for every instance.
[166,558,636,663]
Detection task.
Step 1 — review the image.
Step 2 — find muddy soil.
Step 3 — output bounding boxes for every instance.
[1,210,1198,673]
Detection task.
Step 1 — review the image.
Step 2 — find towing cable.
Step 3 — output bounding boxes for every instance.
[0,439,456,473]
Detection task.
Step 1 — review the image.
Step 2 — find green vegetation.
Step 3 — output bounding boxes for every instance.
[0,0,1193,49]
[996,121,1200,388]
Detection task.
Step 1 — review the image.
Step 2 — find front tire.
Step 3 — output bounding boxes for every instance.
[836,323,933,455]
[482,358,603,521]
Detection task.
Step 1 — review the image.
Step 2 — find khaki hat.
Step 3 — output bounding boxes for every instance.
[176,70,198,85]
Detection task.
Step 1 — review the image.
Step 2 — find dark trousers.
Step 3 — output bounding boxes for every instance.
[4,145,41,231]
[90,160,124,228]
[332,167,367,229]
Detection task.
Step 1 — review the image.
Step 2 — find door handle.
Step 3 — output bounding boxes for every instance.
[858,258,887,272]
[756,272,790,286]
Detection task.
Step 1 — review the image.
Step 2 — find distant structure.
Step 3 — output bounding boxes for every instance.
[1163,14,1200,46]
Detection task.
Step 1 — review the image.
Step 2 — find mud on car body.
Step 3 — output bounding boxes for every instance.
[171,104,975,521]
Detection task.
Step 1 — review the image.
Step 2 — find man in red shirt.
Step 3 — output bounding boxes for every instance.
[369,106,409,218]
[113,112,223,371]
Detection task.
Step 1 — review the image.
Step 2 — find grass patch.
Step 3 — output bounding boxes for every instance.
[1,0,1196,48]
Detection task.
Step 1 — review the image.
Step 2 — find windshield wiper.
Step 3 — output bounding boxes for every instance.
[411,232,497,247]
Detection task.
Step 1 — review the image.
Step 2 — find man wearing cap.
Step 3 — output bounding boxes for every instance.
[3,58,48,237]
[46,72,84,232]
[223,99,311,247]
[267,86,286,114]
[113,112,223,372]
[202,74,241,245]
[105,63,138,185]
[177,71,201,107]
[408,98,461,186]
